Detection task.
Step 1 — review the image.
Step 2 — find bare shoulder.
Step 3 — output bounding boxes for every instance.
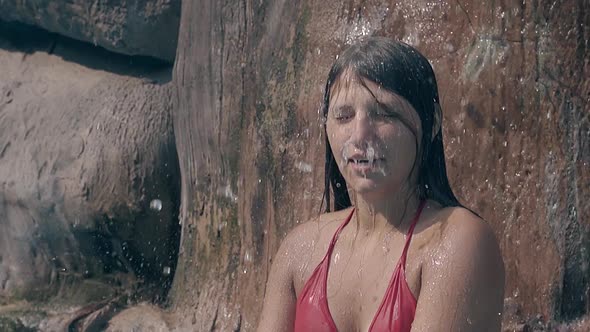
[274,208,353,268]
[428,206,504,277]
[440,207,500,253]
[406,206,505,331]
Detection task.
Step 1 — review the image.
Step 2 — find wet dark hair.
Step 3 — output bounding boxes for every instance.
[322,37,462,212]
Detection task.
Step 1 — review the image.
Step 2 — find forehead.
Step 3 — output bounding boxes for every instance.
[329,72,414,112]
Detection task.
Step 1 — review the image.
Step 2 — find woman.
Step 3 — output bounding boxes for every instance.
[257,37,504,332]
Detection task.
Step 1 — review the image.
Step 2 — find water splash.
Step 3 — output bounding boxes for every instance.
[340,140,387,177]
[244,250,252,263]
[366,145,376,164]
[295,161,313,173]
[462,35,509,83]
[149,199,162,211]
[217,183,238,202]
[335,4,389,45]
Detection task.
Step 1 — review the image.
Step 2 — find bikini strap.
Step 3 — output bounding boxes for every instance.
[323,203,422,267]
[400,200,426,266]
[316,208,355,300]
[325,208,356,260]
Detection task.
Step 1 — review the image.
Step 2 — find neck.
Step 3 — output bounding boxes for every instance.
[350,187,422,236]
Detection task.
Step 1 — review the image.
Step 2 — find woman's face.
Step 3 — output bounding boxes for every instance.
[326,73,422,201]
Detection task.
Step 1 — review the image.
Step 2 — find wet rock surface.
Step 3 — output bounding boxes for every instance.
[0,24,180,329]
[0,0,180,62]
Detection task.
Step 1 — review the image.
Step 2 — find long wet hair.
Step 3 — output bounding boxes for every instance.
[322,37,462,212]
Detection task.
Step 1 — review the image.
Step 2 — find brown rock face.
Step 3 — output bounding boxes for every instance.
[0,24,180,327]
[0,0,180,62]
[169,0,588,330]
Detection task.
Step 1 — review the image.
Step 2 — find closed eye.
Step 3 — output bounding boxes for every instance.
[331,105,355,121]
[373,105,404,122]
[373,103,419,136]
[334,114,353,121]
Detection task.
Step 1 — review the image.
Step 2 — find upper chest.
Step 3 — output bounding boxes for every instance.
[293,220,443,331]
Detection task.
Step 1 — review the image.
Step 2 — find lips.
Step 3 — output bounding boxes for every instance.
[346,157,385,173]
[345,152,384,164]
[347,158,382,164]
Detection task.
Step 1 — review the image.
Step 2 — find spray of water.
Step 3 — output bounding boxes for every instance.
[340,140,388,177]
[366,145,375,164]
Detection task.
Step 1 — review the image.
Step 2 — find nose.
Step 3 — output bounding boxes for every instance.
[349,111,375,146]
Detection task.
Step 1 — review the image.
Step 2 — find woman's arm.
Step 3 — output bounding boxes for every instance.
[256,230,300,332]
[411,209,505,332]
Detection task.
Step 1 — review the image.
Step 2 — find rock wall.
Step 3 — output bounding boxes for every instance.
[0,0,180,62]
[0,23,180,329]
[170,0,589,330]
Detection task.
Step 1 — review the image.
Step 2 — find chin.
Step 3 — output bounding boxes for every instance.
[346,175,404,200]
[349,180,384,196]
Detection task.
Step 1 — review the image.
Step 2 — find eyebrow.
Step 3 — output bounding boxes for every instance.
[332,105,355,113]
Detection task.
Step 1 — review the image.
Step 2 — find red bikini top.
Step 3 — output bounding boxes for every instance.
[294,201,426,332]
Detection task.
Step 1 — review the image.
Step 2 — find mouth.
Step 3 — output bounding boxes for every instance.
[346,158,385,171]
[341,144,385,174]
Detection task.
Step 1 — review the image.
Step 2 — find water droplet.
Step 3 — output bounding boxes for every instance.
[367,145,375,164]
[244,250,252,263]
[150,199,162,211]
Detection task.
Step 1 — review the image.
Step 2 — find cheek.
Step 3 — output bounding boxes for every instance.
[326,127,349,173]
[326,123,347,151]
[380,125,419,161]
[396,127,417,149]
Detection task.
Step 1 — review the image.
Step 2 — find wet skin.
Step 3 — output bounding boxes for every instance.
[257,77,505,332]
[326,73,421,204]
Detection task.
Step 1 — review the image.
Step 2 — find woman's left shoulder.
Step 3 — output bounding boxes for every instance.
[429,205,503,265]
[441,207,497,241]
